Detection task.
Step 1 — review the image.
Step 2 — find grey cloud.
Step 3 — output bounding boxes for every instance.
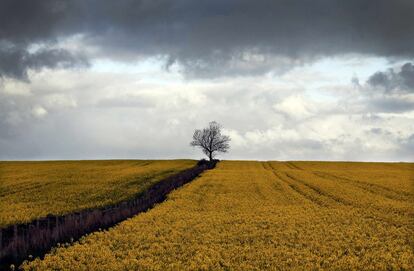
[366,128,394,138]
[2,0,414,79]
[399,63,414,89]
[0,45,89,80]
[367,71,393,90]
[0,0,69,43]
[0,91,35,139]
[341,94,414,114]
[350,62,414,115]
[0,0,90,80]
[367,62,414,93]
[369,128,385,135]
[395,134,414,160]
[367,96,414,113]
[96,95,155,108]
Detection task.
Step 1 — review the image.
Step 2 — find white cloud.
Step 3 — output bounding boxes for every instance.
[44,93,77,109]
[0,79,32,96]
[273,95,317,119]
[31,105,47,118]
[0,56,413,161]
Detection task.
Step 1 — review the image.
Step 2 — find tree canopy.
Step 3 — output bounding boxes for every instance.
[190,121,230,161]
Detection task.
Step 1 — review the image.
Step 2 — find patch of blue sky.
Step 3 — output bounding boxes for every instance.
[90,57,183,84]
[311,55,389,83]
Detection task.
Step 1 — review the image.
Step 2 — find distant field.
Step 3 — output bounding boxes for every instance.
[22,161,414,270]
[0,160,196,227]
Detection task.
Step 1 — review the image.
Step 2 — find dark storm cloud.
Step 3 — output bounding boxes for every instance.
[0,0,67,43]
[1,0,414,79]
[0,0,90,80]
[0,45,89,80]
[367,62,414,93]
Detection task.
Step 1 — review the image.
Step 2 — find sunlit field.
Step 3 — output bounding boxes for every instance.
[0,160,195,227]
[22,161,414,270]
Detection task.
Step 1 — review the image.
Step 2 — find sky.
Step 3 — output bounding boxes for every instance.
[0,0,413,161]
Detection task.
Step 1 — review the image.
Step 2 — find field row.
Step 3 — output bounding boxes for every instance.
[22,161,414,270]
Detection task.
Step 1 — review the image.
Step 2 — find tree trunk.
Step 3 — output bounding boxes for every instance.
[209,151,213,161]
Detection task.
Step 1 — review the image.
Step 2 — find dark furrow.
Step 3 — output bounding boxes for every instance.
[281,179,327,207]
[267,163,349,207]
[286,162,303,170]
[265,163,329,207]
[284,173,353,207]
[266,162,412,226]
[310,172,413,220]
[0,182,54,198]
[261,162,271,171]
[265,163,311,202]
[313,171,412,201]
[260,163,298,204]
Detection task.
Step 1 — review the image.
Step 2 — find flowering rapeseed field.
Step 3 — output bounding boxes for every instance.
[0,160,195,227]
[22,161,414,270]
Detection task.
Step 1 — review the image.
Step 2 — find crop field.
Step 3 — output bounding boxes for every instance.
[0,160,195,227]
[21,161,414,270]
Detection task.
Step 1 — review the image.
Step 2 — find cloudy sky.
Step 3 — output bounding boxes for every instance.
[1,0,413,161]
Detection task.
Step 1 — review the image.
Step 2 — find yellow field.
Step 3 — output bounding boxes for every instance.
[0,160,195,227]
[22,161,414,270]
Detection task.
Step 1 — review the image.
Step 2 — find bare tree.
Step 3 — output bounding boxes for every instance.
[190,121,230,161]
